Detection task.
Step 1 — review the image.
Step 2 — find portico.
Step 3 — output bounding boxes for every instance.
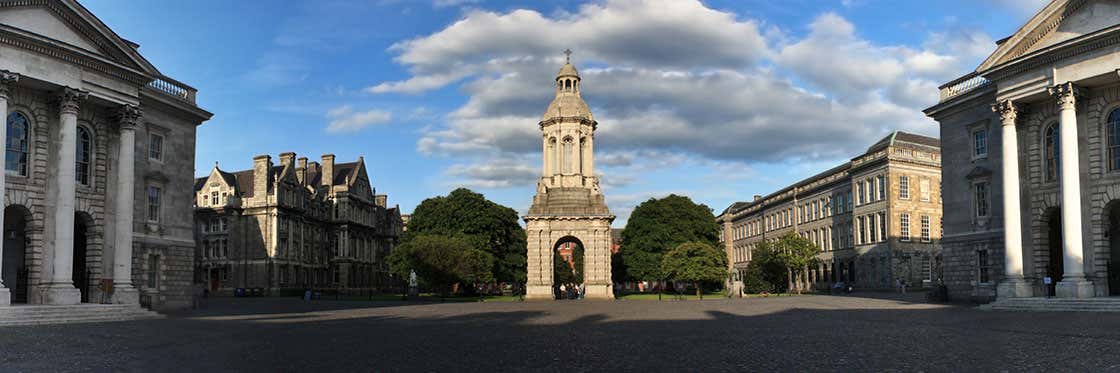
[0,0,211,310]
[926,0,1120,303]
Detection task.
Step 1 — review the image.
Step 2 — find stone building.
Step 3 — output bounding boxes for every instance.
[925,0,1120,302]
[0,1,211,310]
[193,153,402,294]
[524,54,615,300]
[717,132,942,291]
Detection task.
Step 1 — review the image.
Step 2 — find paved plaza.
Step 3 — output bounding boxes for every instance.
[2,295,1120,372]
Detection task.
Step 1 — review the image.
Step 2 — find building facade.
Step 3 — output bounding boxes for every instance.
[0,0,211,310]
[193,153,402,294]
[925,0,1120,301]
[524,55,615,300]
[717,132,942,291]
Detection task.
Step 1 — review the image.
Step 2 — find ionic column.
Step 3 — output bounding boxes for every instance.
[1049,82,1093,298]
[993,100,1031,298]
[44,88,87,305]
[112,105,141,304]
[0,70,18,306]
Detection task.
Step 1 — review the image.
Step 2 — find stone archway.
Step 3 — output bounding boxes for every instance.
[553,236,584,299]
[3,205,32,303]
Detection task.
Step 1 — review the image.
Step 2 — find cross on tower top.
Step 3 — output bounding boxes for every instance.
[563,49,572,63]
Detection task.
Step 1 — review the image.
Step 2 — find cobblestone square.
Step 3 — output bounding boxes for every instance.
[3,295,1120,372]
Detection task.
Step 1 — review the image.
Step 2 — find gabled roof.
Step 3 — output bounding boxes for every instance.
[0,0,161,76]
[866,131,940,153]
[976,0,1116,73]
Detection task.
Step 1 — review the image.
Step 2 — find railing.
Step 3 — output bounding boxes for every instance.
[146,75,197,104]
[938,73,991,102]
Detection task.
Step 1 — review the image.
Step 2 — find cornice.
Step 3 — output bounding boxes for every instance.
[985,25,1120,82]
[538,116,597,130]
[0,0,137,67]
[0,26,150,86]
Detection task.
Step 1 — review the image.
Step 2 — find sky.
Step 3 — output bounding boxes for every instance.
[82,0,1045,225]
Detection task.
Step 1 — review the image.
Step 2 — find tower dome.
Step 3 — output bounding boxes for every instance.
[541,50,593,122]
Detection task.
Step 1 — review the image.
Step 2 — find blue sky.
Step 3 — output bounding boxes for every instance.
[83,0,1042,224]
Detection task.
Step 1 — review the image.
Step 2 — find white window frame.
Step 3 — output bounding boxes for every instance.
[899,176,910,200]
[920,215,931,242]
[900,214,911,242]
[149,133,164,162]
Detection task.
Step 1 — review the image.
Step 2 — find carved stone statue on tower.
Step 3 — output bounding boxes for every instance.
[523,51,615,300]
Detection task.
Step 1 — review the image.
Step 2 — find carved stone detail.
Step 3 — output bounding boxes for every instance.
[58,88,89,115]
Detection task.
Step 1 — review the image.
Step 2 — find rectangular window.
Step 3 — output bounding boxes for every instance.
[877,175,885,201]
[147,186,161,222]
[858,217,866,245]
[878,212,886,242]
[211,191,219,205]
[147,255,160,289]
[856,183,864,205]
[977,250,990,283]
[921,215,931,242]
[900,214,911,241]
[975,182,990,218]
[899,176,910,200]
[973,129,987,158]
[846,191,853,211]
[919,178,931,202]
[149,133,164,161]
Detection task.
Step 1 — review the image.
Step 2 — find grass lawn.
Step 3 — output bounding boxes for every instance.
[320,294,522,302]
[616,292,809,300]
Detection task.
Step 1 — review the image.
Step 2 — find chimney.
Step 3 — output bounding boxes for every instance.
[321,154,335,187]
[279,152,296,168]
[753,195,762,202]
[375,194,387,208]
[297,157,308,185]
[253,154,272,196]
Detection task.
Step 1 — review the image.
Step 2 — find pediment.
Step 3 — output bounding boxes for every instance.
[965,166,992,179]
[0,1,157,74]
[977,0,1120,72]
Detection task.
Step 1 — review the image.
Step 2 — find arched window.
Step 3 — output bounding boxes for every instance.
[1044,123,1059,181]
[5,112,28,176]
[562,137,574,173]
[1108,109,1120,171]
[76,126,92,185]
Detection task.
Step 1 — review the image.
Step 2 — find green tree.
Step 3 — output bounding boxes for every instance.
[404,188,527,284]
[620,194,720,282]
[773,233,819,294]
[387,233,494,296]
[660,241,728,297]
[741,242,786,293]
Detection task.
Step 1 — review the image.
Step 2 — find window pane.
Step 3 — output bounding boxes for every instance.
[6,112,28,176]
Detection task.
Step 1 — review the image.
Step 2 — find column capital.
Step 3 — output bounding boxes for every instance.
[0,70,19,100]
[992,100,1024,126]
[58,87,89,115]
[113,104,142,131]
[1048,82,1081,110]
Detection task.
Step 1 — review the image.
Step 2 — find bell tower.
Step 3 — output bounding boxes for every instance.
[524,51,615,300]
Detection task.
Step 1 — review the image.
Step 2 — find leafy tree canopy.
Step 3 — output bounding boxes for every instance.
[620,194,719,281]
[405,188,527,283]
[387,233,494,295]
[660,241,728,297]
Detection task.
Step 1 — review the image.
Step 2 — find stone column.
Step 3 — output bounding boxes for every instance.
[585,134,594,178]
[1049,82,1094,298]
[993,100,1031,298]
[0,71,18,306]
[541,136,550,176]
[44,88,87,305]
[112,105,141,304]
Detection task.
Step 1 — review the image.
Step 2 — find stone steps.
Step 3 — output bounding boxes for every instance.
[981,298,1120,312]
[0,304,164,326]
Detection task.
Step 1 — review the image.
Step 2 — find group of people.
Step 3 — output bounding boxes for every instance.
[557,283,585,300]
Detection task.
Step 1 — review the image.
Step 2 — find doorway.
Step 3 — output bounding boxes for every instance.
[1107,202,1120,296]
[1046,208,1063,297]
[3,206,30,303]
[74,212,92,303]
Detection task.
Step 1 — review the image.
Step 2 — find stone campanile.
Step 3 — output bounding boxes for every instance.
[524,52,615,300]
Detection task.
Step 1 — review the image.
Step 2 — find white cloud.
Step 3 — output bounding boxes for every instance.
[371,1,996,213]
[325,105,393,133]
